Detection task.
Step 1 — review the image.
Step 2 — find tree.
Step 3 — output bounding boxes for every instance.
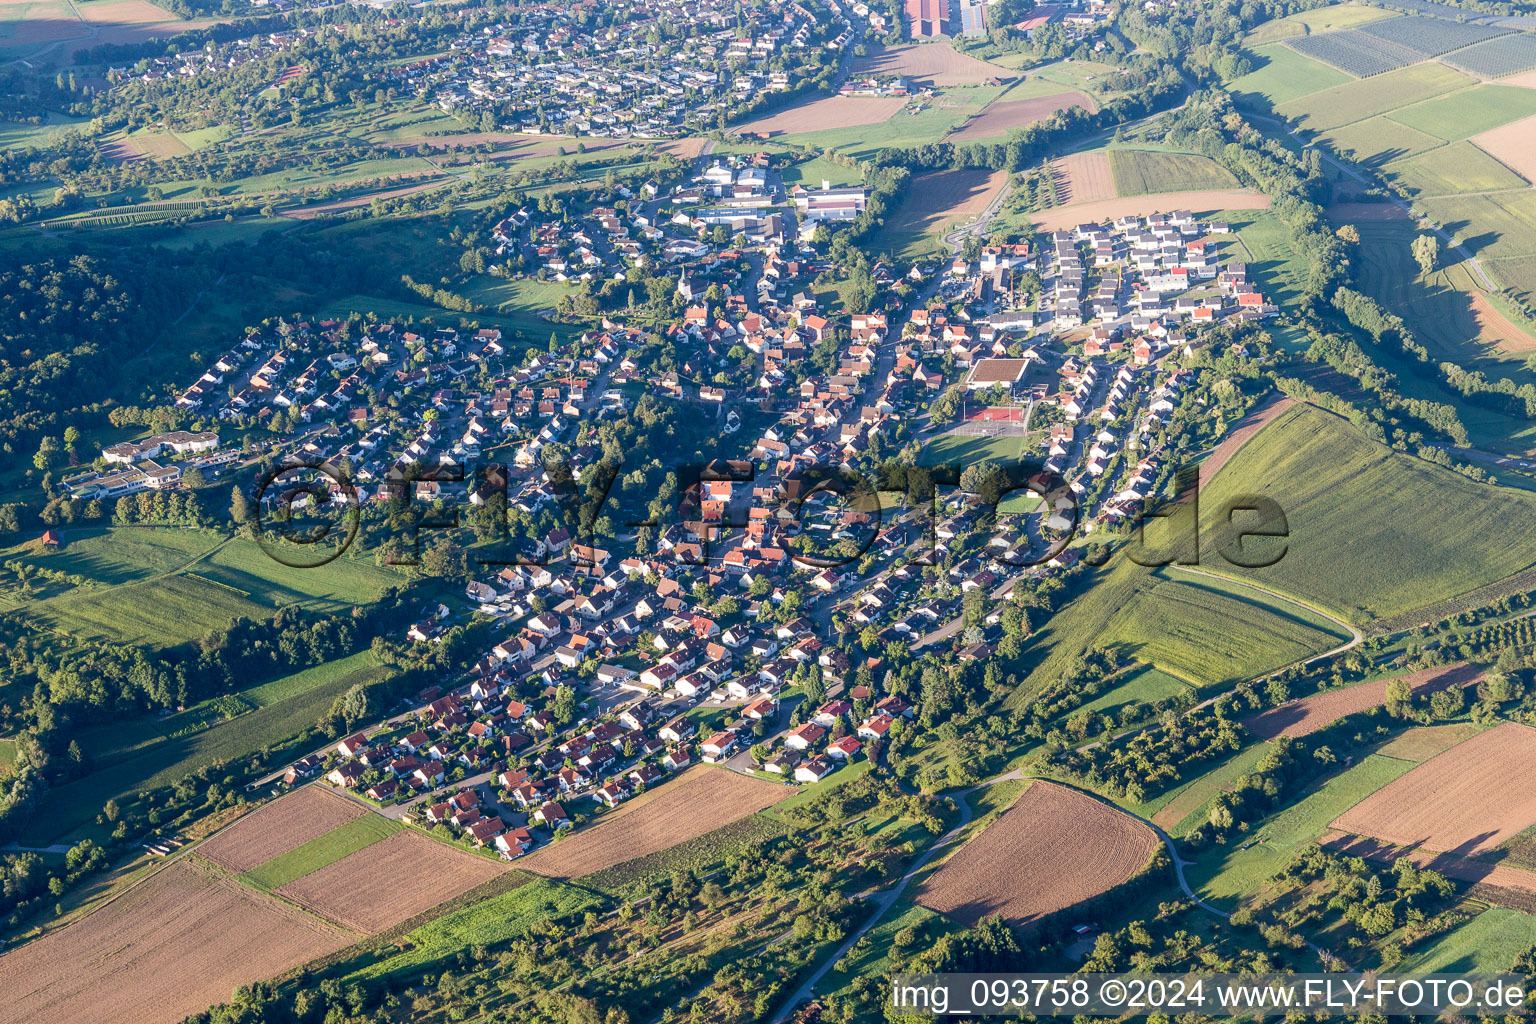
[1335,224,1359,246]
[1411,234,1439,276]
[229,486,250,525]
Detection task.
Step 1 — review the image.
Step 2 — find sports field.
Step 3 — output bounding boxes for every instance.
[1198,402,1536,623]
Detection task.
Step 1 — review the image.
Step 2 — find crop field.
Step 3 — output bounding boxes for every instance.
[1230,43,1353,105]
[242,814,405,891]
[0,859,349,1024]
[1360,15,1511,57]
[1099,573,1349,689]
[1316,116,1443,167]
[1388,84,1536,140]
[734,95,908,137]
[1108,150,1241,196]
[1472,112,1536,182]
[578,814,790,894]
[200,786,368,873]
[1287,30,1423,77]
[1374,722,1485,760]
[949,92,1096,141]
[1199,395,1295,486]
[1189,753,1417,903]
[1197,402,1536,622]
[1241,663,1481,739]
[1444,33,1536,77]
[1384,140,1529,195]
[914,781,1159,929]
[1332,722,1536,854]
[518,766,790,879]
[1276,62,1474,131]
[1421,189,1536,261]
[277,830,507,933]
[853,42,1012,86]
[1028,190,1269,231]
[1055,151,1115,203]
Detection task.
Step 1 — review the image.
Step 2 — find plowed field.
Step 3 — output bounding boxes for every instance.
[1331,721,1536,855]
[914,781,1159,929]
[198,785,366,873]
[276,829,506,934]
[0,859,349,1024]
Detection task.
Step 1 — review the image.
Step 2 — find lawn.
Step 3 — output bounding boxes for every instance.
[1229,43,1353,107]
[1108,150,1241,196]
[779,156,863,188]
[1383,141,1526,196]
[1210,208,1310,309]
[1386,85,1536,142]
[1187,753,1416,905]
[1098,571,1350,690]
[1276,63,1475,133]
[1398,907,1536,972]
[22,651,396,844]
[241,814,404,891]
[1197,402,1536,623]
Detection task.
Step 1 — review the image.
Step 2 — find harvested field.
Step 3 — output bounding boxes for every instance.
[914,781,1159,929]
[0,858,349,1024]
[853,42,1013,87]
[77,0,177,23]
[1503,69,1536,90]
[1375,722,1485,761]
[1468,286,1536,353]
[1325,831,1536,895]
[1056,151,1115,204]
[519,766,789,880]
[277,829,505,933]
[736,95,908,136]
[198,785,365,873]
[870,167,1009,257]
[1471,113,1536,185]
[1199,395,1293,487]
[1242,663,1481,740]
[948,92,1095,141]
[1029,189,1269,230]
[1331,721,1536,855]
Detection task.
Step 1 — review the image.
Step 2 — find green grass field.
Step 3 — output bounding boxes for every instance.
[1198,403,1536,623]
[23,651,395,844]
[1386,85,1536,142]
[13,529,399,647]
[1229,43,1353,107]
[242,814,404,891]
[1210,208,1310,309]
[1399,908,1536,972]
[918,430,1032,467]
[1099,572,1350,689]
[1421,190,1536,262]
[1490,255,1536,305]
[1188,753,1416,905]
[1383,141,1528,196]
[1128,742,1273,828]
[0,113,88,150]
[347,874,592,982]
[1077,664,1195,718]
[1108,149,1241,197]
[1277,63,1475,133]
[1245,3,1393,44]
[1315,116,1444,169]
